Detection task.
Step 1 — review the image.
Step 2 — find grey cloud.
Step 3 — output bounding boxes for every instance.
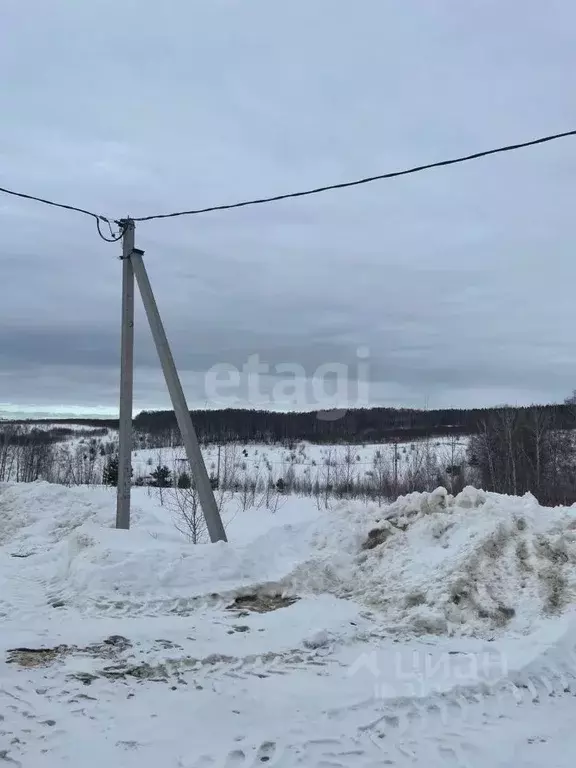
[1,0,575,415]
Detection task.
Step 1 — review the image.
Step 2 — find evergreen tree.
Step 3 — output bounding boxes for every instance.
[103,457,119,486]
[102,456,133,487]
[177,471,191,489]
[151,464,172,488]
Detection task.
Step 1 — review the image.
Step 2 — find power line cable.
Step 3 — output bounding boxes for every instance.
[1,128,575,234]
[0,184,120,242]
[96,218,126,243]
[0,184,110,223]
[132,128,576,222]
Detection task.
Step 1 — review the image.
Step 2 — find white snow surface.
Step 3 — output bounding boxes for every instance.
[130,437,468,485]
[3,481,576,766]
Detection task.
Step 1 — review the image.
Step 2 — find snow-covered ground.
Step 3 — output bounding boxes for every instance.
[1,418,469,492]
[2,482,576,766]
[132,437,468,487]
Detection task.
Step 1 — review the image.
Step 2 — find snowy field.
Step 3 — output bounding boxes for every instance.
[131,437,468,487]
[2,482,576,766]
[1,416,469,491]
[1,419,470,495]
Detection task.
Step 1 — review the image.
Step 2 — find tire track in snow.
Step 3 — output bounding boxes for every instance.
[186,632,576,767]
[5,620,576,767]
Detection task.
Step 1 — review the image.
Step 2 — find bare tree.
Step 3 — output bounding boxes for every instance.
[438,435,467,495]
[368,449,392,505]
[0,426,56,483]
[169,479,207,544]
[166,446,238,542]
[323,449,334,508]
[468,407,576,505]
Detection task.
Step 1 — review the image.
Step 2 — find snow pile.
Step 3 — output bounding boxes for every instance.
[3,481,576,638]
[6,483,576,766]
[48,519,314,611]
[295,486,576,636]
[0,481,168,549]
[0,482,318,617]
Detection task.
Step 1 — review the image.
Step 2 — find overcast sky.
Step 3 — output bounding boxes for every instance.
[1,0,575,416]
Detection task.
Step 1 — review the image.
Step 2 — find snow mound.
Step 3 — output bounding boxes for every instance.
[46,518,314,611]
[0,482,317,617]
[0,481,166,549]
[3,482,576,637]
[286,486,576,636]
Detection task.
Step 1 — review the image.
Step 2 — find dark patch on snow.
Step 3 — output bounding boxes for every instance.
[227,594,299,613]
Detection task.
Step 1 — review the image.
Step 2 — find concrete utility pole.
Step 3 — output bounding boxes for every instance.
[116,219,135,529]
[393,440,399,498]
[130,250,228,543]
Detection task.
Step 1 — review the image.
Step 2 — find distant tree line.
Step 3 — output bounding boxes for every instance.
[5,402,576,507]
[468,407,576,506]
[0,424,115,485]
[1,426,78,446]
[130,405,576,446]
[8,404,576,446]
